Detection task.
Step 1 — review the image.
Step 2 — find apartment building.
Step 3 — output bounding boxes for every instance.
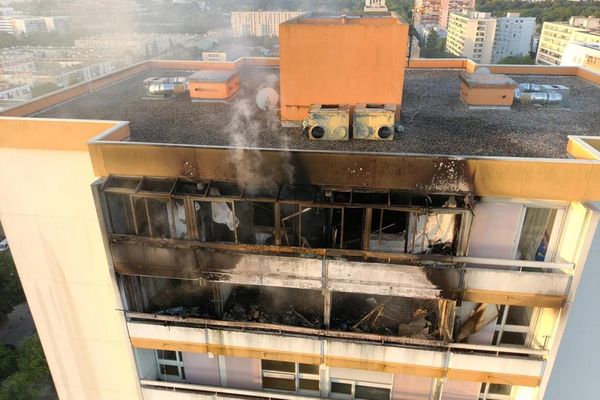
[11,16,47,35]
[562,42,600,71]
[1,10,600,400]
[230,11,304,37]
[446,12,535,64]
[446,12,497,64]
[439,0,476,29]
[364,0,388,12]
[414,0,475,29]
[491,13,536,63]
[0,6,16,34]
[414,0,442,26]
[537,16,600,65]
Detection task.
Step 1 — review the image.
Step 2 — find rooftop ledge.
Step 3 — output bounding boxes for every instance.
[1,58,600,201]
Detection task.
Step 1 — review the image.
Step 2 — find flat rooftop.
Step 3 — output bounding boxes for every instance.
[33,67,600,159]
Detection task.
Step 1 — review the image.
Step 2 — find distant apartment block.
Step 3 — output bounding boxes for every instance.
[562,42,600,71]
[364,0,388,12]
[0,7,17,34]
[414,0,475,29]
[230,11,304,37]
[11,17,47,35]
[491,13,536,63]
[414,0,442,26]
[439,0,475,29]
[446,12,497,64]
[537,17,600,65]
[74,33,218,59]
[446,12,535,64]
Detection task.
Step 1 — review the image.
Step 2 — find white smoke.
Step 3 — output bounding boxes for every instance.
[227,75,294,191]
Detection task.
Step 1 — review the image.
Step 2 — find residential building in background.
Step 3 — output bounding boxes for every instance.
[491,13,536,63]
[0,6,17,33]
[537,16,600,65]
[446,11,497,63]
[364,0,388,12]
[446,11,535,64]
[414,0,475,29]
[0,82,30,100]
[439,0,475,29]
[1,10,600,400]
[413,0,442,26]
[10,16,47,35]
[230,11,304,37]
[562,42,600,71]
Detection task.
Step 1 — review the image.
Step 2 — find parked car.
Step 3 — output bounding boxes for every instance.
[0,238,9,252]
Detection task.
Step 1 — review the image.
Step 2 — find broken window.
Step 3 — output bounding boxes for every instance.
[409,212,457,254]
[330,292,441,338]
[156,350,186,382]
[172,198,188,239]
[132,196,173,238]
[342,208,364,249]
[194,200,237,242]
[368,209,408,252]
[261,360,320,394]
[105,193,135,235]
[222,286,323,328]
[234,201,275,245]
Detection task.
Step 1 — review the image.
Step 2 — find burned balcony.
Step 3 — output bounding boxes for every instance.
[99,175,471,256]
[121,275,453,341]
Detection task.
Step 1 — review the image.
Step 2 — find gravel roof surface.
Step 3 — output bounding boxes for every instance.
[35,68,600,159]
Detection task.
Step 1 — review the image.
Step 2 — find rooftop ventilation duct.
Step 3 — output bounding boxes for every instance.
[143,77,188,99]
[514,83,569,107]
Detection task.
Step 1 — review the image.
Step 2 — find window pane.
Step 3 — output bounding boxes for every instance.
[489,383,512,395]
[147,198,172,238]
[261,360,295,373]
[331,382,352,395]
[517,208,557,261]
[506,306,532,326]
[106,193,135,235]
[160,364,180,376]
[173,199,188,239]
[500,331,527,346]
[157,350,177,360]
[299,378,319,391]
[133,197,150,236]
[298,363,319,374]
[355,385,391,400]
[263,377,295,391]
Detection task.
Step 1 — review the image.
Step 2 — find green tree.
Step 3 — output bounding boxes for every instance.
[0,253,25,322]
[0,335,50,400]
[0,346,17,381]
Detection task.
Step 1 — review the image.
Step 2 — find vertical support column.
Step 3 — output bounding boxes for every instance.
[274,202,281,246]
[363,208,373,251]
[322,258,331,329]
[218,355,228,387]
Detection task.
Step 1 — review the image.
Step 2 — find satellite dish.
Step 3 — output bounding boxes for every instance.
[256,87,279,111]
[474,67,491,75]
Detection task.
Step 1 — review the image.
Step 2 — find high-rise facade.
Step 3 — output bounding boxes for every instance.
[1,10,600,400]
[230,11,304,37]
[446,12,535,64]
[537,17,600,65]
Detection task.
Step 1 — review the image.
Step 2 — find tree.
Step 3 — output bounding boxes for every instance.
[0,335,50,400]
[0,253,25,322]
[0,346,17,381]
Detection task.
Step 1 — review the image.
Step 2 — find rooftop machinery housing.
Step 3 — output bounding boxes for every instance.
[1,10,600,400]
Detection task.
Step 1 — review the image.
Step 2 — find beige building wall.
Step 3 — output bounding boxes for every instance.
[0,118,140,400]
[446,12,496,64]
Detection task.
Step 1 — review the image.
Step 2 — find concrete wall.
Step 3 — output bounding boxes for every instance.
[392,374,433,400]
[223,355,261,390]
[182,352,221,386]
[0,145,141,399]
